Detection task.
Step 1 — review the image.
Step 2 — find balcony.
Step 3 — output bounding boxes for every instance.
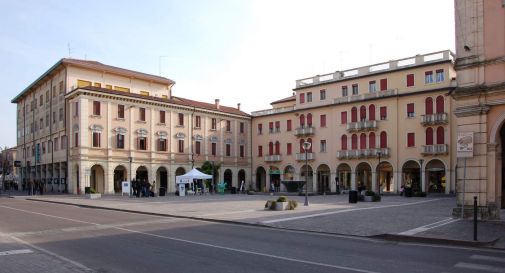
[294,126,315,137]
[251,106,295,117]
[296,152,314,161]
[422,144,448,155]
[346,120,377,132]
[421,113,448,125]
[337,148,390,159]
[264,155,282,162]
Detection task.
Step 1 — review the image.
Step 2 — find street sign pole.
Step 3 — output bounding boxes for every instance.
[457,132,474,219]
[461,157,466,219]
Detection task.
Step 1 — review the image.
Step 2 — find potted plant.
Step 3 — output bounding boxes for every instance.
[85,188,101,199]
[364,191,375,202]
[275,196,288,210]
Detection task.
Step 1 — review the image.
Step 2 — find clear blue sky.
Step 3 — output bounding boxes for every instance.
[0,0,455,148]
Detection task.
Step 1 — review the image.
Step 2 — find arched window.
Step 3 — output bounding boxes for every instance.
[275,141,280,155]
[307,138,313,153]
[436,96,444,113]
[436,126,444,144]
[351,134,358,150]
[299,114,305,127]
[307,113,313,127]
[369,132,376,149]
[425,97,433,115]
[360,133,367,149]
[299,139,305,153]
[351,107,358,122]
[426,127,433,145]
[269,142,274,155]
[369,104,376,121]
[380,131,387,148]
[341,135,347,150]
[360,105,367,121]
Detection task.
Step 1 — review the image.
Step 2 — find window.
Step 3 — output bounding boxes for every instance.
[380,131,387,148]
[118,105,125,119]
[114,86,130,93]
[369,104,375,121]
[74,132,79,147]
[341,111,347,124]
[287,143,292,155]
[178,139,184,153]
[106,84,112,89]
[269,122,274,133]
[257,123,263,134]
[436,96,444,113]
[45,91,49,102]
[287,120,292,131]
[369,132,376,149]
[320,89,326,100]
[54,138,59,151]
[116,134,125,149]
[94,82,101,87]
[92,132,100,147]
[275,141,280,155]
[39,95,43,106]
[159,111,165,124]
[268,142,273,156]
[407,74,415,87]
[226,120,231,132]
[425,97,433,115]
[59,81,64,94]
[93,101,101,116]
[239,122,244,133]
[275,121,280,132]
[436,127,444,144]
[407,103,415,117]
[158,138,167,151]
[369,81,377,93]
[352,84,358,95]
[299,114,305,127]
[52,86,56,97]
[342,86,348,97]
[212,142,217,156]
[77,80,91,88]
[39,118,43,130]
[299,93,305,103]
[195,116,202,128]
[258,145,262,157]
[226,144,231,156]
[341,135,347,150]
[52,111,56,124]
[426,127,433,145]
[139,108,146,121]
[360,105,366,121]
[211,118,217,130]
[74,101,79,117]
[360,133,367,149]
[320,114,326,127]
[239,145,244,158]
[380,78,388,91]
[351,107,357,122]
[61,135,67,149]
[407,133,415,147]
[351,134,358,150]
[139,91,149,96]
[178,113,184,126]
[59,108,63,121]
[320,140,327,152]
[436,69,444,82]
[307,92,312,102]
[195,141,201,155]
[425,71,433,84]
[42,142,46,154]
[380,106,387,120]
[138,137,147,150]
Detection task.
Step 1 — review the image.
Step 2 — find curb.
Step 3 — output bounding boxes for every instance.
[371,234,503,250]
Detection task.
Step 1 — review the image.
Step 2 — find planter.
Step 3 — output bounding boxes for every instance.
[364,196,373,202]
[85,193,102,199]
[275,201,288,211]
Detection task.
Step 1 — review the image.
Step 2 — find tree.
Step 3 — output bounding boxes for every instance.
[200,161,220,182]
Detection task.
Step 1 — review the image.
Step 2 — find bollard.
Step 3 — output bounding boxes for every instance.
[473,196,478,241]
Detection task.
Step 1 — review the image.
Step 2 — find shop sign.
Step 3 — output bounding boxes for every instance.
[456,132,474,158]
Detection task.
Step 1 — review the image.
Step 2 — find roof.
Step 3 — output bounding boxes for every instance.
[270,95,296,105]
[12,58,175,103]
[69,86,251,117]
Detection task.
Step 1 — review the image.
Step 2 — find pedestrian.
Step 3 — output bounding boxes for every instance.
[28,179,34,196]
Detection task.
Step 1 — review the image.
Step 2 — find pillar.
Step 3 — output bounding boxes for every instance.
[371,171,377,192]
[351,172,356,190]
[420,162,426,192]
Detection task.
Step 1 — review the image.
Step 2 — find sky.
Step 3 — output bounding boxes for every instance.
[0,0,455,147]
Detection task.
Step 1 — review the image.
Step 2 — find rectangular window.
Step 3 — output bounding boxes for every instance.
[299,93,305,103]
[39,95,43,106]
[118,105,125,119]
[159,110,165,124]
[369,81,377,93]
[275,121,280,132]
[74,132,79,147]
[196,116,201,128]
[158,139,167,151]
[106,84,112,89]
[342,86,348,97]
[425,71,433,84]
[93,101,101,116]
[320,89,326,100]
[195,141,201,155]
[114,86,130,93]
[269,122,274,133]
[286,120,292,131]
[320,114,326,127]
[407,103,415,117]
[139,90,149,96]
[226,144,231,156]
[77,80,92,88]
[139,108,146,121]
[39,118,43,130]
[59,108,63,121]
[341,111,347,124]
[42,142,46,154]
[211,118,217,130]
[287,143,292,155]
[257,123,262,134]
[226,120,231,131]
[138,137,147,150]
[307,92,312,102]
[94,82,101,88]
[52,111,56,124]
[178,113,184,126]
[258,145,263,157]
[352,84,359,95]
[59,81,64,94]
[407,74,415,87]
[380,79,388,91]
[61,135,67,149]
[74,102,79,117]
[46,91,49,102]
[380,106,387,120]
[436,69,444,82]
[239,122,244,133]
[239,145,244,158]
[407,133,415,147]
[92,132,100,147]
[320,140,327,152]
[116,134,125,149]
[211,142,217,156]
[54,138,59,151]
[178,139,183,153]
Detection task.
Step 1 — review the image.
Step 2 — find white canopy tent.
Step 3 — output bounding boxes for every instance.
[175,168,212,196]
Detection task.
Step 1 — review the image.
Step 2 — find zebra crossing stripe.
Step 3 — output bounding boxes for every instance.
[455,262,505,273]
[471,255,505,263]
[0,249,34,256]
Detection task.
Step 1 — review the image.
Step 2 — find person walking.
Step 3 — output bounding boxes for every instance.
[28,179,34,196]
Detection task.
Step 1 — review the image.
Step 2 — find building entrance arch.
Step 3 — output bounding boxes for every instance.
[300,165,313,192]
[337,163,352,191]
[317,164,330,194]
[256,167,266,192]
[425,159,446,193]
[113,165,127,193]
[377,161,394,193]
[90,164,105,193]
[356,162,371,191]
[402,160,421,194]
[224,169,233,189]
[156,166,168,195]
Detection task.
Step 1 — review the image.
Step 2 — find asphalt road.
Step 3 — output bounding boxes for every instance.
[0,198,504,273]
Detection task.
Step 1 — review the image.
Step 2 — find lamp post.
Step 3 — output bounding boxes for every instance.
[419,158,424,193]
[377,150,382,197]
[128,156,132,197]
[302,141,312,206]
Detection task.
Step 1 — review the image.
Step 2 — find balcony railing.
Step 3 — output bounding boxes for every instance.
[333,89,397,105]
[337,148,390,159]
[294,126,315,136]
[346,120,377,132]
[296,152,314,161]
[421,113,448,125]
[251,106,295,117]
[422,144,448,155]
[264,155,282,162]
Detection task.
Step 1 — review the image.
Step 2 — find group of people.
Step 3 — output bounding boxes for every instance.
[24,179,45,196]
[131,179,155,197]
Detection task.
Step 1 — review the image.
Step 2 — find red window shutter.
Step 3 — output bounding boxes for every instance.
[287,143,292,155]
[380,106,387,119]
[380,79,387,91]
[407,133,415,147]
[351,107,357,122]
[426,128,433,145]
[360,106,366,120]
[425,97,433,115]
[436,96,444,113]
[351,134,357,150]
[407,74,415,87]
[320,115,326,127]
[269,142,273,155]
[299,115,305,126]
[407,103,414,113]
[380,131,387,148]
[300,93,305,103]
[369,132,376,148]
[307,113,312,126]
[360,133,367,149]
[287,120,292,131]
[341,111,347,124]
[436,69,444,73]
[258,146,262,157]
[299,139,304,153]
[436,127,444,144]
[275,121,280,129]
[425,71,433,76]
[258,124,262,132]
[269,122,273,129]
[307,138,312,153]
[341,135,347,150]
[275,142,280,155]
[369,104,375,121]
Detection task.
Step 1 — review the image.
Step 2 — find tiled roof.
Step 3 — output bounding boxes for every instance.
[72,86,251,117]
[271,95,296,105]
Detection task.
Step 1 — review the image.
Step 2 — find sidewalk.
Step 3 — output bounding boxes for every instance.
[15,193,505,249]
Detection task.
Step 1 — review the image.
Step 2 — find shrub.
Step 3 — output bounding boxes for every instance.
[277,196,288,202]
[89,188,97,194]
[287,200,298,210]
[365,190,375,196]
[372,195,381,202]
[269,200,277,210]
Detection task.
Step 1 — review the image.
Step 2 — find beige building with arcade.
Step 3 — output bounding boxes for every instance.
[252,50,457,197]
[12,59,251,195]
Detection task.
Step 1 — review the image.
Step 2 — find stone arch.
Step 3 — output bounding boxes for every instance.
[402,160,421,193]
[136,166,149,183]
[300,164,314,192]
[90,164,105,193]
[224,169,232,189]
[316,164,331,194]
[376,160,394,193]
[113,165,127,193]
[238,169,246,190]
[356,162,372,191]
[256,166,266,192]
[156,166,169,195]
[337,163,352,191]
[425,159,446,193]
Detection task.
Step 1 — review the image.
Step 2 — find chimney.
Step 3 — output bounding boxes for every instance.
[215,99,220,109]
[237,103,241,111]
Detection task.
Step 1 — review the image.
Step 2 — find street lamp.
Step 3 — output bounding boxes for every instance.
[418,158,424,193]
[377,150,382,197]
[128,156,132,197]
[302,141,312,206]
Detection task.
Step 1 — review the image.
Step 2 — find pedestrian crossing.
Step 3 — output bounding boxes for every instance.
[453,254,505,273]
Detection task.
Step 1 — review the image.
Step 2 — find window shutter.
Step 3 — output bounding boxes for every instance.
[351,107,357,122]
[436,127,444,144]
[407,103,414,113]
[269,122,273,129]
[299,139,304,153]
[300,93,305,103]
[275,142,280,155]
[307,114,312,126]
[300,115,305,126]
[320,115,326,127]
[360,133,367,149]
[425,97,433,115]
[287,120,292,131]
[380,79,387,91]
[369,132,376,148]
[360,106,366,120]
[436,96,444,113]
[351,134,357,150]
[407,74,415,87]
[341,111,347,124]
[341,135,347,150]
[269,142,273,155]
[407,133,415,147]
[287,143,292,155]
[426,128,433,145]
[380,131,387,148]
[369,105,375,121]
